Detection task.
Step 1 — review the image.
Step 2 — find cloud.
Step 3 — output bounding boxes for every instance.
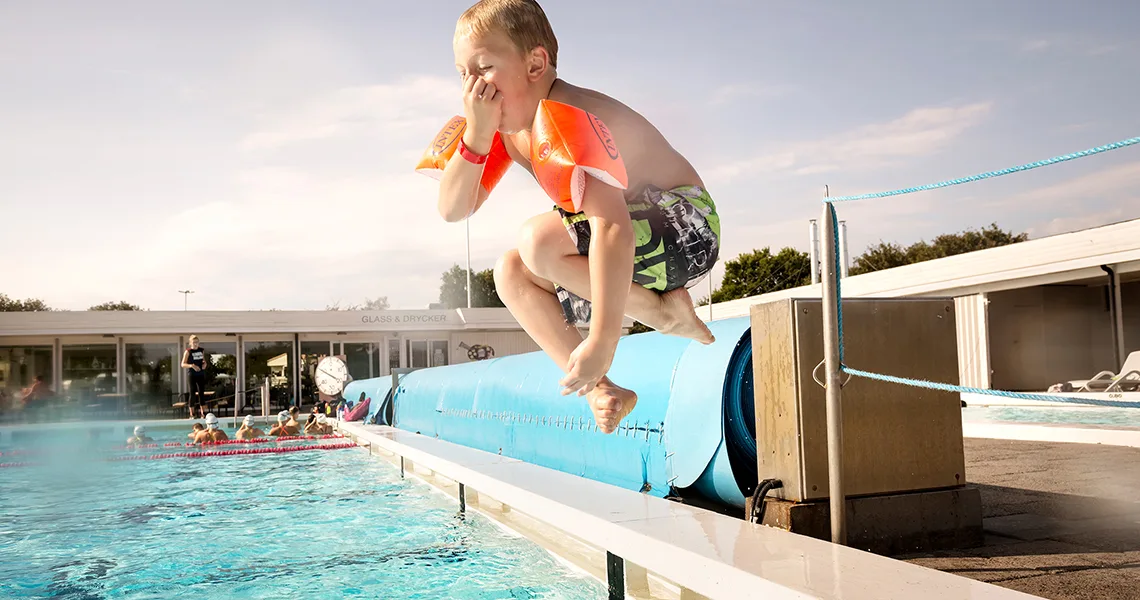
[705,101,994,184]
[1000,161,1140,209]
[1003,33,1133,57]
[240,76,459,152]
[1026,207,1131,239]
[707,82,795,106]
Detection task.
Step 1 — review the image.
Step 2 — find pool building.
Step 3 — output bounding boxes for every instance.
[0,307,628,421]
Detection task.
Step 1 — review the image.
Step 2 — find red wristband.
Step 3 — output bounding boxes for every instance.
[457,138,488,165]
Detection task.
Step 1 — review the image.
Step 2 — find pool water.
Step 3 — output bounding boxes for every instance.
[0,429,604,599]
[963,405,1140,428]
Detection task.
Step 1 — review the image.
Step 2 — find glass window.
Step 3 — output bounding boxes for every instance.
[407,340,428,369]
[0,345,53,416]
[430,340,449,367]
[343,343,378,382]
[62,344,118,412]
[387,339,401,373]
[300,341,332,405]
[125,343,178,417]
[192,342,237,415]
[245,341,293,414]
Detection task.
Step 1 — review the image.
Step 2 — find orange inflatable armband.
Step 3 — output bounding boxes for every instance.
[530,99,628,213]
[415,116,512,194]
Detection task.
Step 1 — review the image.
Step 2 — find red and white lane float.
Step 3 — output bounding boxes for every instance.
[0,440,358,468]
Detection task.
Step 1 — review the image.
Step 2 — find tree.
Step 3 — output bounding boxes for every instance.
[849,223,1028,276]
[0,294,53,312]
[626,247,807,335]
[439,264,505,309]
[89,301,143,311]
[711,247,812,304]
[326,296,390,311]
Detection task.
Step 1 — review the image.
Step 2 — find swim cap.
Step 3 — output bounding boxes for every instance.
[243,415,255,427]
[134,426,145,436]
[205,413,218,429]
[316,413,327,424]
[278,411,290,423]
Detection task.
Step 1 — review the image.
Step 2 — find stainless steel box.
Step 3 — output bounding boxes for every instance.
[751,297,965,503]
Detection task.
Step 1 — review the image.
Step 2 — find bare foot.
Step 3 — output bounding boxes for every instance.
[587,379,638,434]
[657,287,715,344]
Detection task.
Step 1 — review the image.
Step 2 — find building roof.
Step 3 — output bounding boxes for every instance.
[0,306,635,337]
[709,217,1140,320]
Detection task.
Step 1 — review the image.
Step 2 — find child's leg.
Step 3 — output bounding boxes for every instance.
[494,248,636,434]
[517,212,714,344]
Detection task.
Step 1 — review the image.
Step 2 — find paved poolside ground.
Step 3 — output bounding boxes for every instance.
[899,436,1140,599]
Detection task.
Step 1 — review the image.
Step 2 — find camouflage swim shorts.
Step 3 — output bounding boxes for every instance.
[552,184,721,326]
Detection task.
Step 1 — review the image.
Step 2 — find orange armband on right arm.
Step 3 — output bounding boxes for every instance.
[415,116,512,194]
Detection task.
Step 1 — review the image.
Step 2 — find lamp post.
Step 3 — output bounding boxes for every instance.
[466,219,473,309]
[178,290,194,311]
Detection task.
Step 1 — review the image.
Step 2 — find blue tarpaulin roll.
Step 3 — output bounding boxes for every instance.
[351,317,757,507]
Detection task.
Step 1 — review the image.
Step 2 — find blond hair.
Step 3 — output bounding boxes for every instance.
[457,0,559,68]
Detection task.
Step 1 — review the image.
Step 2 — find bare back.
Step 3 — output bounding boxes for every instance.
[504,79,703,204]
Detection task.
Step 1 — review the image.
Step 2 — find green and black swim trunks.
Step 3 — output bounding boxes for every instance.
[553,184,721,326]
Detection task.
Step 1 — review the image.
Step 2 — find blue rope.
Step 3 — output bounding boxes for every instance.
[823,136,1140,204]
[818,134,1140,409]
[844,367,1140,409]
[826,211,1140,409]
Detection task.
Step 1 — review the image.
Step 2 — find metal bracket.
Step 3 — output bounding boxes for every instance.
[606,551,625,599]
[812,360,852,389]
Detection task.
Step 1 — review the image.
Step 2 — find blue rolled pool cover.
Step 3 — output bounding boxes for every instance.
[355,317,757,507]
[343,377,394,425]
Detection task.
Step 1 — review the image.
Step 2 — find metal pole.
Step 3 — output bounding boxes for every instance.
[820,201,847,546]
[466,219,473,309]
[708,267,714,321]
[839,221,850,279]
[809,220,820,285]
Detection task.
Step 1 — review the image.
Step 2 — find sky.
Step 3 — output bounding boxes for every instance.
[1,0,1138,311]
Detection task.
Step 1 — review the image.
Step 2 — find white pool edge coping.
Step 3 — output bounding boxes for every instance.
[963,421,1140,448]
[337,422,1040,600]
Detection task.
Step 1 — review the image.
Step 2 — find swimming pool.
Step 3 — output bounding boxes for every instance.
[962,405,1140,428]
[0,426,604,599]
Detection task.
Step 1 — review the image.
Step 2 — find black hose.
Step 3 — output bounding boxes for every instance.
[749,478,783,524]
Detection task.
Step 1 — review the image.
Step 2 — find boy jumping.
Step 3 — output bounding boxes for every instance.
[423,0,720,434]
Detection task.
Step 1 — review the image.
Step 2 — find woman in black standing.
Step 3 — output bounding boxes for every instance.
[181,335,207,419]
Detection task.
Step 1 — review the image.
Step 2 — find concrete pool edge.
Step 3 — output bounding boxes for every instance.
[336,422,1040,600]
[963,421,1140,448]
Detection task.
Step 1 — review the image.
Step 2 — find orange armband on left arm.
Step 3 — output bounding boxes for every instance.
[414,116,512,194]
[530,100,628,213]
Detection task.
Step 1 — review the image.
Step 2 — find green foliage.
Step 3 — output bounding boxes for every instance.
[0,294,53,312]
[326,297,390,311]
[849,223,1028,276]
[439,264,504,309]
[710,247,812,303]
[89,301,143,311]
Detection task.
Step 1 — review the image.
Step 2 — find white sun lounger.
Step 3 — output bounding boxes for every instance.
[1063,350,1140,393]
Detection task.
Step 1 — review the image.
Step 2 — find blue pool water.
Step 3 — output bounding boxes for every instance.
[0,428,603,599]
[963,405,1140,428]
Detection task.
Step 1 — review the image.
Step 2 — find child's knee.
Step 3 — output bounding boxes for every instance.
[494,249,525,285]
[517,217,564,276]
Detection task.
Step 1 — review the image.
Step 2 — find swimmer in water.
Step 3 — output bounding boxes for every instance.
[305,413,333,435]
[126,426,153,446]
[188,423,205,439]
[428,0,720,434]
[284,407,301,435]
[268,411,291,437]
[235,415,265,440]
[193,413,228,443]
